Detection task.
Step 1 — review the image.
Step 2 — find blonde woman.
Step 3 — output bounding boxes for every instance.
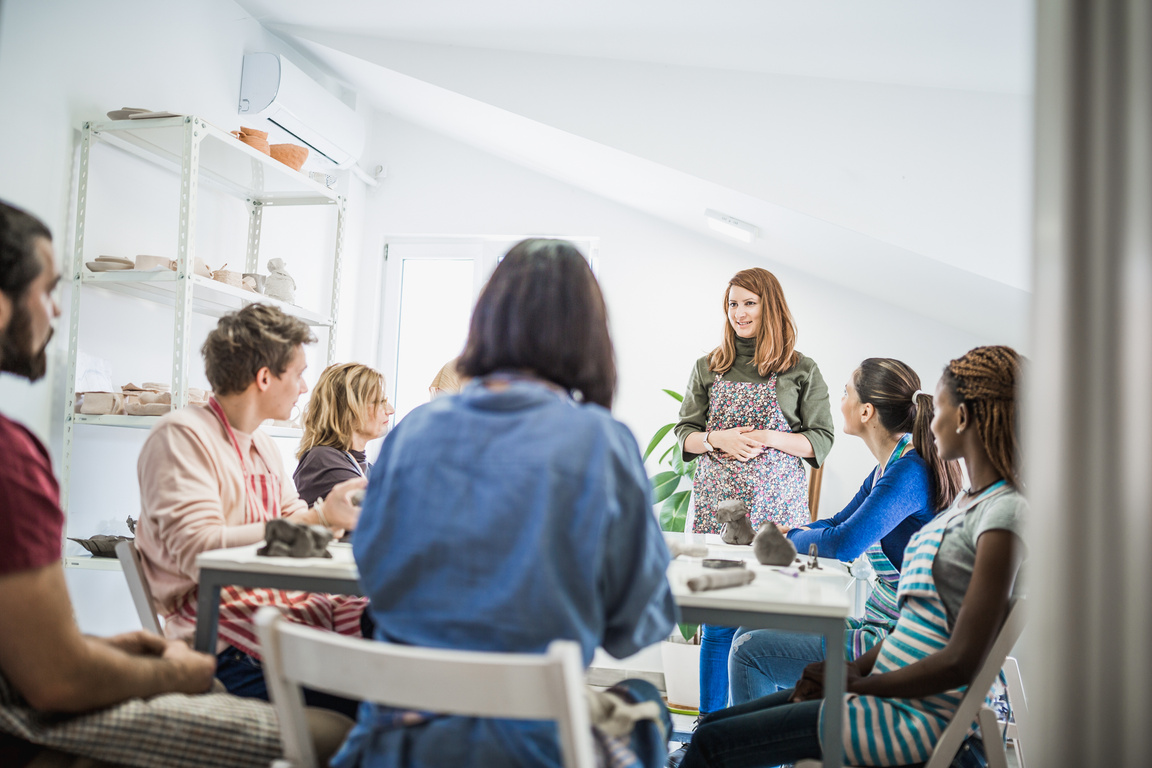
[294,363,393,507]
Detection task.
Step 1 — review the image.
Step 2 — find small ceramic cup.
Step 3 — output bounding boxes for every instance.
[243,272,267,293]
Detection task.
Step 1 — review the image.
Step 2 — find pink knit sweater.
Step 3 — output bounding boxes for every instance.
[135,404,307,647]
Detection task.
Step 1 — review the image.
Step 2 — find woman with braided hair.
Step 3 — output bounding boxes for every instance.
[679,345,1027,768]
[727,357,963,704]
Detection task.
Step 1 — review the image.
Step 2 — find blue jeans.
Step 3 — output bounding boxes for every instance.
[216,645,361,719]
[699,624,736,714]
[728,628,826,705]
[678,689,822,768]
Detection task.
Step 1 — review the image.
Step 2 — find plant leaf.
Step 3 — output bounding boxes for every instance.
[658,443,676,465]
[663,389,684,403]
[650,471,681,503]
[678,623,701,642]
[671,448,697,477]
[659,490,691,532]
[643,423,675,461]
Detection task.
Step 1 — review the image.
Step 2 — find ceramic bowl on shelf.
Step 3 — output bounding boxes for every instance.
[95,255,134,267]
[270,143,309,171]
[106,107,149,120]
[135,254,174,271]
[86,261,132,272]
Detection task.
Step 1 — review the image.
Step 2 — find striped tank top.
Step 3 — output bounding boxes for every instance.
[839,484,1010,765]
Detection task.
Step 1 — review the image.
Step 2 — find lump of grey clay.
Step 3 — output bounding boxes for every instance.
[257,518,333,558]
[752,523,798,566]
[716,498,756,545]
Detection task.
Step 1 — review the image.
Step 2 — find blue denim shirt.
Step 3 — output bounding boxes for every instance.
[333,378,677,768]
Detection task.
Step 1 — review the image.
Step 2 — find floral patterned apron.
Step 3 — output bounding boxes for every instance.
[691,372,810,534]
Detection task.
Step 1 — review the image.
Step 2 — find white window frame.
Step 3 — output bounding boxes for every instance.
[376,235,599,420]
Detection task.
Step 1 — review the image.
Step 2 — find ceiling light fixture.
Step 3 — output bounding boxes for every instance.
[704,209,758,243]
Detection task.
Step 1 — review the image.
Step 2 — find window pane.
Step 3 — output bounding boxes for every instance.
[393,259,474,424]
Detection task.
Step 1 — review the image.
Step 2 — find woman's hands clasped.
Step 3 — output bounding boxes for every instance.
[789,658,869,703]
[710,426,767,461]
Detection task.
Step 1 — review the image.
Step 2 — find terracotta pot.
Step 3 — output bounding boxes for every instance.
[230,129,271,155]
[270,143,309,171]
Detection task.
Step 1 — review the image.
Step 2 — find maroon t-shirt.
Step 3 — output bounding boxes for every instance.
[0,413,63,575]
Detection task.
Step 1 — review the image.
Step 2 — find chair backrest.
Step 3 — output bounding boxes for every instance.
[808,463,825,521]
[795,598,1025,768]
[255,607,597,768]
[115,539,163,635]
[923,598,1026,768]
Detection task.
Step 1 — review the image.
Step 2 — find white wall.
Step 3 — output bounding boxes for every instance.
[361,115,1010,511]
[0,0,365,634]
[0,0,1029,638]
[315,37,1032,290]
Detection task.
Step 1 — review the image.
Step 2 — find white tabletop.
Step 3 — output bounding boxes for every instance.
[196,536,851,619]
[664,532,851,619]
[196,541,358,579]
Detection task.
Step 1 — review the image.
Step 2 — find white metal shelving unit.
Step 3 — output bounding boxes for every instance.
[62,115,346,568]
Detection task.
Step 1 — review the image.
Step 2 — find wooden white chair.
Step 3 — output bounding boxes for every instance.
[998,655,1029,768]
[797,598,1025,768]
[114,539,163,635]
[254,607,597,768]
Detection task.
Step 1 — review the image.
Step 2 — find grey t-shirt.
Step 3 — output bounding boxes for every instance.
[933,488,1027,628]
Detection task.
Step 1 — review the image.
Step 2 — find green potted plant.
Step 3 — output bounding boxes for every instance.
[645,388,701,713]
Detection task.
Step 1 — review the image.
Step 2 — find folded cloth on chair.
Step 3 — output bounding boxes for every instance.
[0,671,281,768]
[587,688,663,738]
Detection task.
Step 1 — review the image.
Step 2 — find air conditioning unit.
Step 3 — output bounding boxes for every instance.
[238,52,366,169]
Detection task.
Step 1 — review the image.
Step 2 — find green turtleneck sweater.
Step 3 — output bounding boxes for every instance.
[674,337,834,467]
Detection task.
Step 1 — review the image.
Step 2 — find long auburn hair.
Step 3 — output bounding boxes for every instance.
[709,267,798,376]
[941,345,1023,489]
[854,358,963,511]
[297,363,385,458]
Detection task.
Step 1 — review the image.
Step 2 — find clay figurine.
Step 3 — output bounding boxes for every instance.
[264,258,296,303]
[257,518,333,558]
[752,522,798,566]
[715,498,756,545]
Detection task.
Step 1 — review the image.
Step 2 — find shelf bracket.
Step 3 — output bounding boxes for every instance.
[171,117,201,411]
[327,196,347,366]
[60,123,94,519]
[245,199,263,274]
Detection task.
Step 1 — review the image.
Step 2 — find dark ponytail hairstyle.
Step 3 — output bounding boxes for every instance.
[854,358,963,512]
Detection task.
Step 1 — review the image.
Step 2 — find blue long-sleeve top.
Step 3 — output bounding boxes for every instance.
[787,448,935,569]
[335,378,677,768]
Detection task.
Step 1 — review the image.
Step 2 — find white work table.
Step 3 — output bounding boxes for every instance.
[195,533,851,767]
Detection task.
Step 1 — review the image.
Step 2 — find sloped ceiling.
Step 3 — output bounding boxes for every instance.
[234,0,1033,337]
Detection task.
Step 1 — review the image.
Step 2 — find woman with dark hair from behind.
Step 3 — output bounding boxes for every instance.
[728,358,963,703]
[333,239,677,768]
[680,345,1026,768]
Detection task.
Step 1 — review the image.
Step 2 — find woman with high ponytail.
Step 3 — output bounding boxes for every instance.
[729,358,962,704]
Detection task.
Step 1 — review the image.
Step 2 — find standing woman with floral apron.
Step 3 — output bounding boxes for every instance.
[673,267,835,725]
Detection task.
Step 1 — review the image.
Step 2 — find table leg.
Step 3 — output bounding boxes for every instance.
[822,619,846,768]
[193,577,222,654]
